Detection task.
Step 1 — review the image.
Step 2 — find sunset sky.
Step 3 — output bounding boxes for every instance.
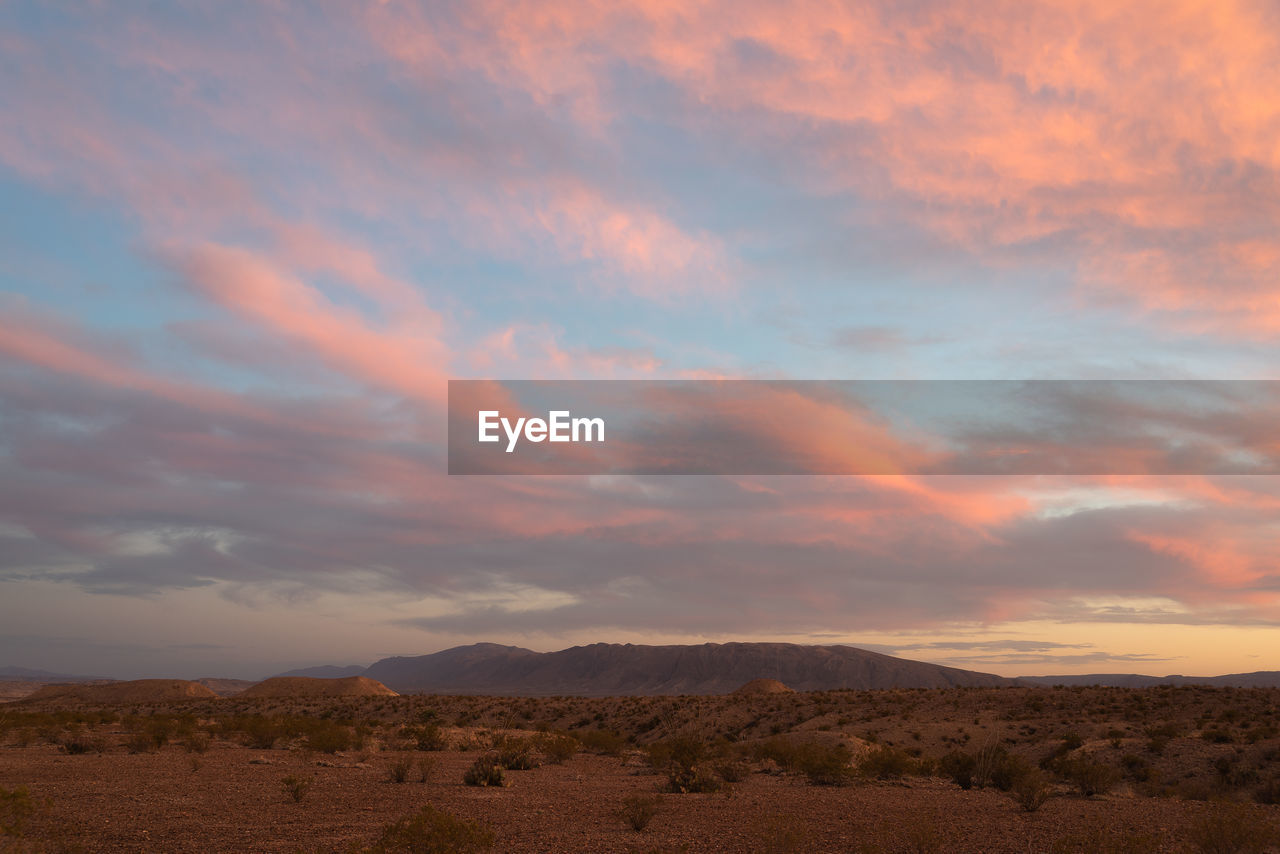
[3,1,1280,680]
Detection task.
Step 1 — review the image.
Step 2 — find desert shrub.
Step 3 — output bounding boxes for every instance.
[647,736,706,772]
[713,759,750,783]
[577,729,626,756]
[1202,728,1235,744]
[1055,755,1119,797]
[223,715,281,749]
[387,757,414,784]
[305,720,354,754]
[282,775,313,803]
[857,745,910,781]
[139,716,177,749]
[494,736,539,771]
[365,804,495,853]
[1012,768,1053,812]
[795,741,854,786]
[1186,802,1278,854]
[749,736,802,769]
[1255,774,1280,805]
[416,756,437,783]
[620,793,661,831]
[61,733,105,755]
[0,785,38,838]
[126,731,158,754]
[989,752,1035,792]
[664,764,721,793]
[463,755,505,787]
[535,733,579,764]
[185,732,211,754]
[414,723,448,752]
[940,750,977,789]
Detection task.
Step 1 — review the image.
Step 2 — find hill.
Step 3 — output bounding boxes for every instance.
[272,664,367,679]
[20,679,218,704]
[363,642,1015,696]
[234,676,397,698]
[0,666,103,682]
[1023,671,1280,688]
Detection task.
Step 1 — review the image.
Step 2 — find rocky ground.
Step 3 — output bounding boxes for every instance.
[1,686,1278,852]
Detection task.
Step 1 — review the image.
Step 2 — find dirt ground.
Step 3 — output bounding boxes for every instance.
[1,686,1278,852]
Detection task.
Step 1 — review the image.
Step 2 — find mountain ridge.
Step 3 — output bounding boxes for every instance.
[361,641,1015,696]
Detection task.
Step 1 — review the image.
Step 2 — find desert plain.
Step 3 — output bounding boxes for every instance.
[2,677,1280,852]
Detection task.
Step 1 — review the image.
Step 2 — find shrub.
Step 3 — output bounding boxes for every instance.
[536,733,579,764]
[306,721,354,754]
[463,755,505,787]
[61,733,105,755]
[495,737,539,771]
[1012,768,1053,812]
[365,804,495,853]
[857,745,910,781]
[620,793,661,831]
[940,750,977,789]
[0,785,38,838]
[417,756,438,783]
[1055,755,1119,797]
[794,741,854,786]
[387,757,413,784]
[577,729,626,756]
[185,732,211,754]
[664,765,722,794]
[126,732,158,754]
[415,723,448,752]
[713,759,750,783]
[282,775,312,803]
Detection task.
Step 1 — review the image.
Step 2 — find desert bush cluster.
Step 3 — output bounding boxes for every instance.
[4,684,1280,851]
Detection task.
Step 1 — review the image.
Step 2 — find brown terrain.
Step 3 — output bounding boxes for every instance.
[360,642,1016,695]
[235,676,399,700]
[3,679,1280,852]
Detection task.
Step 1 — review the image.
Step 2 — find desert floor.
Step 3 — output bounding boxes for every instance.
[2,686,1279,852]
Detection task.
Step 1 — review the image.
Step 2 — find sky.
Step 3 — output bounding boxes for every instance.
[2,1,1280,680]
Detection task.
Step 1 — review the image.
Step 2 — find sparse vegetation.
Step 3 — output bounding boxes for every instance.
[364,804,495,853]
[619,793,661,831]
[462,754,505,787]
[387,756,413,784]
[282,774,313,803]
[5,684,1280,851]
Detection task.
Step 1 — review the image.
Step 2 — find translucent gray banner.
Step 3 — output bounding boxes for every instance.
[447,380,1280,475]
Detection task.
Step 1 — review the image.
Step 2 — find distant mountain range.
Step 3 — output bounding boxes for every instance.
[0,666,103,683]
[359,642,1015,695]
[7,646,1280,697]
[1021,672,1280,689]
[285,644,1280,695]
[272,664,368,679]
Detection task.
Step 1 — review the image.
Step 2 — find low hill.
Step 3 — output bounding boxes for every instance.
[235,676,397,698]
[1023,671,1280,688]
[272,664,367,679]
[363,642,1015,696]
[20,679,218,704]
[0,666,104,682]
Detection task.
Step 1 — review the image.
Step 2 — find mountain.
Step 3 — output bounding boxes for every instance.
[0,666,104,682]
[1023,671,1280,688]
[363,642,1016,696]
[272,664,368,679]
